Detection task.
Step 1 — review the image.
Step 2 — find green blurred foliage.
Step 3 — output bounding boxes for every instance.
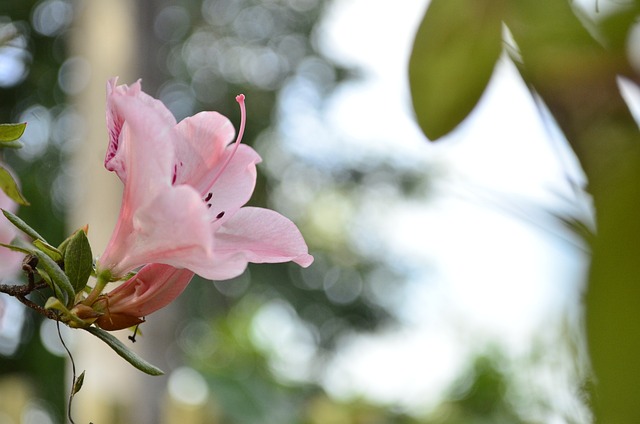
[410,0,640,422]
[1,0,71,422]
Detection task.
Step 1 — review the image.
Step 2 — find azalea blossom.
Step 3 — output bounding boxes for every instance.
[91,263,194,330]
[96,78,313,284]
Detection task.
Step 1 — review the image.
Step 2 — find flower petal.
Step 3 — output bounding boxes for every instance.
[190,207,313,281]
[98,94,216,277]
[174,111,235,193]
[105,78,177,182]
[104,264,194,317]
[205,145,262,223]
[100,184,214,277]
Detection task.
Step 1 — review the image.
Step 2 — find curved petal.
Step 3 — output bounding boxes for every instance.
[99,185,214,277]
[174,111,235,193]
[185,207,313,281]
[205,145,261,224]
[105,78,177,182]
[103,264,194,317]
[98,95,215,277]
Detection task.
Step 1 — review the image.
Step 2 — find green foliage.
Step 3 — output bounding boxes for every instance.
[71,370,85,396]
[409,0,640,421]
[2,208,80,305]
[62,229,93,294]
[32,249,74,304]
[32,238,62,262]
[84,327,164,376]
[0,122,26,148]
[409,0,503,140]
[0,166,28,205]
[1,208,43,240]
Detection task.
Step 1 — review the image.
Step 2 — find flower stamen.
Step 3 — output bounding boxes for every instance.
[209,94,246,188]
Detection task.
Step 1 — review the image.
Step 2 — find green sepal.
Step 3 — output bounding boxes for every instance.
[2,209,44,241]
[0,167,29,206]
[44,296,72,313]
[45,297,90,327]
[34,250,75,305]
[63,229,93,294]
[33,239,63,263]
[0,123,26,144]
[84,327,164,376]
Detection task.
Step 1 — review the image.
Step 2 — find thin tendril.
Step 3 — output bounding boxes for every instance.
[56,318,78,424]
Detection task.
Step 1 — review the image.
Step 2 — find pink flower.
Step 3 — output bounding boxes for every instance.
[92,264,194,330]
[96,78,313,281]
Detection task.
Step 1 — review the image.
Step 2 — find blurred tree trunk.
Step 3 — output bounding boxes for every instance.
[69,1,139,423]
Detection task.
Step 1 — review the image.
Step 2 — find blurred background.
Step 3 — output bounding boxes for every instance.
[0,0,594,423]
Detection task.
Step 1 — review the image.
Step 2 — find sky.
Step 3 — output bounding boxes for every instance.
[268,0,593,415]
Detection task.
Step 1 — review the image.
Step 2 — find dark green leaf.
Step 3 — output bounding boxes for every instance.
[34,239,63,263]
[58,225,89,255]
[64,230,93,293]
[34,250,74,305]
[0,167,29,206]
[409,0,503,140]
[2,209,43,241]
[84,327,164,376]
[0,123,26,143]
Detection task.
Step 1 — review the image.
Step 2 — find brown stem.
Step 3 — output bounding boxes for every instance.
[0,282,59,320]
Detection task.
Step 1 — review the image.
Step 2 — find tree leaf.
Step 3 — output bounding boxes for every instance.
[58,225,89,255]
[2,209,45,241]
[409,0,503,140]
[0,241,31,255]
[63,229,93,293]
[0,123,26,143]
[34,250,75,305]
[84,327,164,376]
[0,167,29,206]
[33,239,63,263]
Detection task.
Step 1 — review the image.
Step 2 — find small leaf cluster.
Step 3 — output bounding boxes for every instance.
[0,121,163,376]
[0,123,29,205]
[0,210,163,375]
[1,209,93,318]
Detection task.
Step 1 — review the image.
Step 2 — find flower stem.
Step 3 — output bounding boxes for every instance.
[83,271,111,306]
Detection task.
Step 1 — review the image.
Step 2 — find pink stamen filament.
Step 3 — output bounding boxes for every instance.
[208,94,246,189]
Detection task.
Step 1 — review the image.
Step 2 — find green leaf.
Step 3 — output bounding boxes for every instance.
[409,0,503,140]
[84,327,164,376]
[58,225,89,255]
[0,123,26,143]
[0,241,31,255]
[0,167,29,206]
[63,229,93,293]
[33,250,75,305]
[33,239,63,263]
[72,371,86,396]
[0,140,24,149]
[2,209,43,241]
